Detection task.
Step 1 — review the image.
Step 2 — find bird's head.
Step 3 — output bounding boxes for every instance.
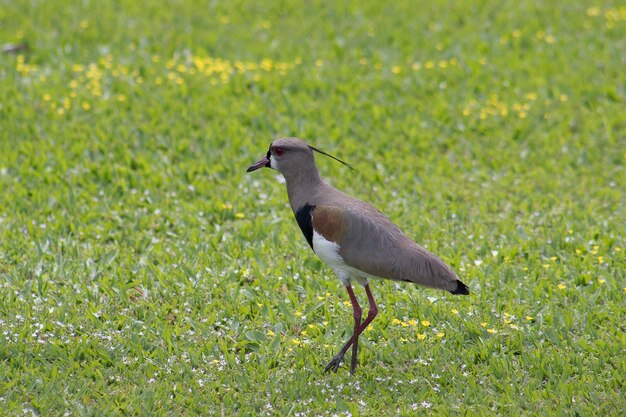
[247,137,353,180]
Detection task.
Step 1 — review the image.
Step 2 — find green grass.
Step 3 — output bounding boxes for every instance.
[1,0,625,415]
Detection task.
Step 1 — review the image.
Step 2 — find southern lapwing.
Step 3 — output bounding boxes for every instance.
[247,137,469,374]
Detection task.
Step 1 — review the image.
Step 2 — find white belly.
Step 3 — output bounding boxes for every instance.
[312,231,369,285]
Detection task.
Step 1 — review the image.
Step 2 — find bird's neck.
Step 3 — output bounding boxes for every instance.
[284,171,323,213]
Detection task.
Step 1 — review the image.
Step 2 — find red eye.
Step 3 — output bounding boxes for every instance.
[274,147,285,157]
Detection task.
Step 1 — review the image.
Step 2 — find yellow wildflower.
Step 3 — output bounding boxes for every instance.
[586,7,601,17]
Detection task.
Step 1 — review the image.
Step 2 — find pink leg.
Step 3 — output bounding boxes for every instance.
[360,283,379,333]
[347,285,362,374]
[324,283,378,374]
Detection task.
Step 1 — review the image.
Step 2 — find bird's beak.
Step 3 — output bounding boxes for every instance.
[246,155,271,172]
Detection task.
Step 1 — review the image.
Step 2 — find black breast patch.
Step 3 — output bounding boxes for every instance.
[295,204,316,249]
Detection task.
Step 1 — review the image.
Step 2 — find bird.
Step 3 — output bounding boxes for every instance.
[247,137,469,374]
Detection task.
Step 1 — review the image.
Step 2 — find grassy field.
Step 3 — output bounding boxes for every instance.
[1,0,625,415]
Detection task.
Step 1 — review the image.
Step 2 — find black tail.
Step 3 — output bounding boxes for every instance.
[449,280,470,295]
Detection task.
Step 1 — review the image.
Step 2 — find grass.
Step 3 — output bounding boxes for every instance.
[1,0,625,415]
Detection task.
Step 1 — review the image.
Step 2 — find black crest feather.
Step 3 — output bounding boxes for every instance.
[309,146,355,171]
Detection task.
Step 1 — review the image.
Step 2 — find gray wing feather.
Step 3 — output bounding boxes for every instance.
[336,203,459,291]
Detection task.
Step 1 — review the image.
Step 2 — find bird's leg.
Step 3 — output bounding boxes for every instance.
[360,283,379,334]
[325,284,379,374]
[325,284,362,374]
[348,285,362,375]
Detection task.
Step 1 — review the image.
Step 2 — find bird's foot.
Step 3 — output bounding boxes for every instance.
[324,353,345,373]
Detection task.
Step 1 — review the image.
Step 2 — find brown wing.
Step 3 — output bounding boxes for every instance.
[312,203,460,292]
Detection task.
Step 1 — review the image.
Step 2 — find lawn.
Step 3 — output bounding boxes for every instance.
[1,0,625,415]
